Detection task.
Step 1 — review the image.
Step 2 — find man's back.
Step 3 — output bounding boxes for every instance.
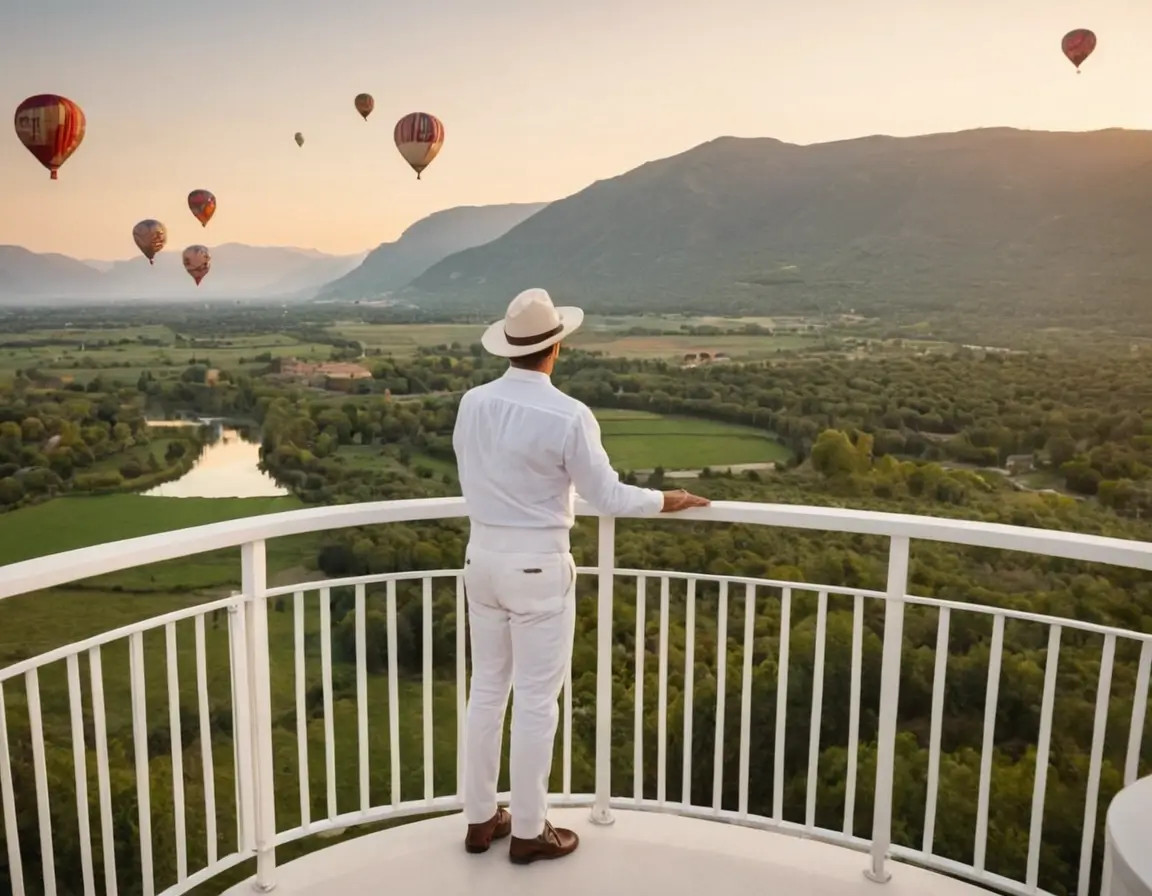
[454,367,585,532]
[453,367,664,537]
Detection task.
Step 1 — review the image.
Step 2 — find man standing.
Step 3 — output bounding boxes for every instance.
[453,288,710,864]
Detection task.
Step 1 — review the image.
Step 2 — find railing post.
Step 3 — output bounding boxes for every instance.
[865,535,910,884]
[590,515,616,826]
[242,541,277,891]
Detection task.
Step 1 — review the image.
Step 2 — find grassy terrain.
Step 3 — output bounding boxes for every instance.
[89,436,181,475]
[0,494,303,566]
[325,315,824,361]
[594,409,788,470]
[337,446,458,482]
[0,495,320,649]
[333,409,785,475]
[0,328,334,381]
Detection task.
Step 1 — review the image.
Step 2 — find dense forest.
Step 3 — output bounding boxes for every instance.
[0,338,1150,895]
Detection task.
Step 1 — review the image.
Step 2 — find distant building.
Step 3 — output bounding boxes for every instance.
[1006,454,1035,475]
[273,358,374,389]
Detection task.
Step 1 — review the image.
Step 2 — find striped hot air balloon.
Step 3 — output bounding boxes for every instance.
[132,220,168,265]
[354,93,374,121]
[188,190,217,227]
[182,245,212,286]
[394,112,444,179]
[14,94,86,180]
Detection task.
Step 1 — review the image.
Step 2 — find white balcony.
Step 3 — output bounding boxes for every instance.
[0,498,1150,896]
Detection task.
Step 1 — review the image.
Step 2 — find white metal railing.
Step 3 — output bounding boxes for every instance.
[0,498,1149,896]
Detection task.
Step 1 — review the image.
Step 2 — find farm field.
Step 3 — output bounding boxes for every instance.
[594,409,788,470]
[326,316,821,360]
[0,327,334,380]
[0,314,836,383]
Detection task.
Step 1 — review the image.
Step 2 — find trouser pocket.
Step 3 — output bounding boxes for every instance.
[492,551,573,616]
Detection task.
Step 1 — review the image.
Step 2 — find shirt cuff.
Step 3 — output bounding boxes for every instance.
[643,488,664,515]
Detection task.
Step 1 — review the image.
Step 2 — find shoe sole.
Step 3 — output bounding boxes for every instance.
[509,847,577,865]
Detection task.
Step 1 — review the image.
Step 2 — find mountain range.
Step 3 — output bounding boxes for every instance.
[396,127,1152,321]
[7,127,1152,320]
[0,198,550,304]
[0,244,368,303]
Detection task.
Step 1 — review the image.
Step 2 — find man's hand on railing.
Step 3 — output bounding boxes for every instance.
[660,489,711,512]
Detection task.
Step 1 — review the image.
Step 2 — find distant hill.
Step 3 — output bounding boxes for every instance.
[0,247,105,300]
[317,202,548,301]
[0,244,366,303]
[97,244,367,300]
[401,128,1152,322]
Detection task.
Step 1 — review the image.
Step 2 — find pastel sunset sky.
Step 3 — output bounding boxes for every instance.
[3,0,1150,260]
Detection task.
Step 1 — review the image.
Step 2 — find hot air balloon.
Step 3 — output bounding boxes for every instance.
[355,93,374,121]
[1062,29,1097,72]
[188,189,216,227]
[14,94,86,180]
[183,245,211,286]
[132,220,168,265]
[394,112,444,180]
[295,132,304,147]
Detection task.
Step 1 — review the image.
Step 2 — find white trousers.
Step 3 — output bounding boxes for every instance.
[462,542,576,839]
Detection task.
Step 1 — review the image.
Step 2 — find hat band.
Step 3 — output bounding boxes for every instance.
[505,321,564,346]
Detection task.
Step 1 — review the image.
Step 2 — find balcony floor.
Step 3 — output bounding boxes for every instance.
[222,808,992,896]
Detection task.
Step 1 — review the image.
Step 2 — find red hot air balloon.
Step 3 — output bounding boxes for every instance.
[394,112,444,179]
[1062,29,1097,72]
[188,190,217,227]
[14,94,86,180]
[354,93,375,121]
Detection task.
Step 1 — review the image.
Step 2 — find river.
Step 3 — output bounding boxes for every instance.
[142,422,288,499]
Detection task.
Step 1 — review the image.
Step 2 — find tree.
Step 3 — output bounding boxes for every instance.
[1046,433,1077,468]
[811,429,866,478]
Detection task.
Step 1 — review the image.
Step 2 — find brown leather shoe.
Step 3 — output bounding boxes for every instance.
[508,820,579,865]
[464,808,512,854]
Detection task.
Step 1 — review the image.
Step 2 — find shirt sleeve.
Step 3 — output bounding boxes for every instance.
[563,405,664,517]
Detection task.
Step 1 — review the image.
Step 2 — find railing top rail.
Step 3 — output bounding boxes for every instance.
[0,496,1150,601]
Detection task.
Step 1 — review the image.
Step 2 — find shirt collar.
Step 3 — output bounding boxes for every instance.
[503,366,550,383]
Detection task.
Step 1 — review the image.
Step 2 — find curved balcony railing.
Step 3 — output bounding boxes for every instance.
[0,498,1150,896]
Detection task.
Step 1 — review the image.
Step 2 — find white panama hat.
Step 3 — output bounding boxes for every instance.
[480,288,585,358]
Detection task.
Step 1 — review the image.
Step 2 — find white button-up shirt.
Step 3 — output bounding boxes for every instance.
[453,366,664,552]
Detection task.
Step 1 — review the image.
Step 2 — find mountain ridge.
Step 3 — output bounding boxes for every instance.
[0,244,365,303]
[398,126,1152,322]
